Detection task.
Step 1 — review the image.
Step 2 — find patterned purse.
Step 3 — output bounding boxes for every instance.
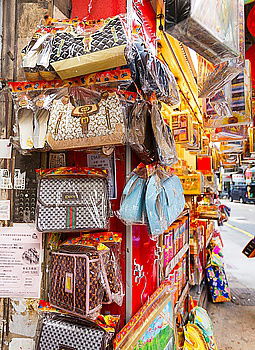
[36,170,109,233]
[50,249,109,319]
[50,16,128,79]
[47,92,125,151]
[36,313,109,350]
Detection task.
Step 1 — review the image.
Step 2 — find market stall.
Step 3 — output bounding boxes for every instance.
[0,0,247,349]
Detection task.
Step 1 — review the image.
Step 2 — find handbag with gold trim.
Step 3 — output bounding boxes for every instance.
[47,91,125,150]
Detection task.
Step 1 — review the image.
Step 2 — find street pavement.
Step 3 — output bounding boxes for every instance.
[208,200,255,350]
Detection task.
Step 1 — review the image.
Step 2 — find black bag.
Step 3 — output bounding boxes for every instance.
[36,313,110,350]
[127,100,158,164]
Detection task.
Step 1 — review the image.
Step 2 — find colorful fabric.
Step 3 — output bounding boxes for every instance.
[190,307,218,350]
[36,166,107,178]
[206,265,231,303]
[183,324,208,350]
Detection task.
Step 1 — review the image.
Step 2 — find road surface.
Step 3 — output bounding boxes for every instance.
[219,199,255,289]
[208,200,255,350]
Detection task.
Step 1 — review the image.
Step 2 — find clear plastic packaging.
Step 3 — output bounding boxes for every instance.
[11,87,127,152]
[36,167,110,233]
[198,57,243,98]
[126,99,158,164]
[197,0,244,98]
[126,39,180,106]
[118,164,185,238]
[49,16,128,80]
[118,171,147,225]
[11,88,69,151]
[145,170,185,238]
[165,0,240,65]
[151,102,178,166]
[47,89,126,151]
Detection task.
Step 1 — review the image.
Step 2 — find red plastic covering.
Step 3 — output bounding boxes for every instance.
[247,4,255,36]
[71,0,126,19]
[197,156,212,172]
[246,44,255,88]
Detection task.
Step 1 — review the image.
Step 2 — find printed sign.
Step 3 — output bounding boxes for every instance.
[87,152,117,199]
[0,200,11,220]
[0,139,12,159]
[0,225,42,298]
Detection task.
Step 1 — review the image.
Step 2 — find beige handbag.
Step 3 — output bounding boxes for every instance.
[47,91,125,150]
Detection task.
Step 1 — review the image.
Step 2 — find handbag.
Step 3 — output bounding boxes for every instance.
[47,92,125,151]
[50,16,128,79]
[36,313,109,350]
[50,248,109,319]
[36,168,109,233]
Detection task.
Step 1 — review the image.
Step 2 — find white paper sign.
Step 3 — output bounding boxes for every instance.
[0,139,12,159]
[0,199,10,220]
[87,152,117,199]
[0,225,42,298]
[9,338,35,350]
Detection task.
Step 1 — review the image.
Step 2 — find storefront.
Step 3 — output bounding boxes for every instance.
[0,0,249,349]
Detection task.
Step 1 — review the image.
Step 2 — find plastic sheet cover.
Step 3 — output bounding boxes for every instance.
[197,0,244,98]
[165,0,240,66]
[11,86,127,152]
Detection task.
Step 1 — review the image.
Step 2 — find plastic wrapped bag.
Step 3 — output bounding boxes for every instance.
[126,99,158,164]
[119,164,185,238]
[47,89,127,151]
[36,312,113,349]
[165,0,240,65]
[60,232,124,307]
[49,16,128,80]
[36,167,110,233]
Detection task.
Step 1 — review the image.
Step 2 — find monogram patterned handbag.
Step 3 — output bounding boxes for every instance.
[50,249,109,319]
[36,169,109,233]
[47,92,125,151]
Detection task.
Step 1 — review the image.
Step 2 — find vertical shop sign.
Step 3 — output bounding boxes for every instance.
[0,225,42,298]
